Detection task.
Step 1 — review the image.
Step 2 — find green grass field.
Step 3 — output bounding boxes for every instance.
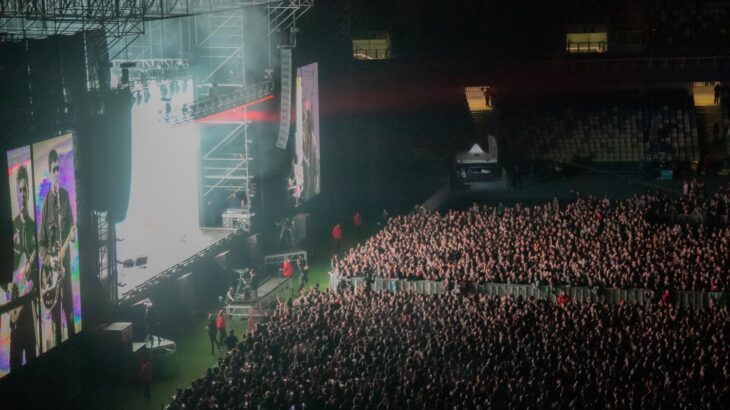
[84,314,248,410]
[84,262,336,409]
[85,224,371,409]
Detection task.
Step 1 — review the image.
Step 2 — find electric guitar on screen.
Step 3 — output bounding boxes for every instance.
[8,249,36,325]
[42,226,75,312]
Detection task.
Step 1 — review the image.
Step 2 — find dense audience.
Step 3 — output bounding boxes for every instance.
[646,179,730,219]
[335,185,730,292]
[169,290,730,409]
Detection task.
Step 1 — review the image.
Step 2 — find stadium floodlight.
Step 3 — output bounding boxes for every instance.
[163,80,275,126]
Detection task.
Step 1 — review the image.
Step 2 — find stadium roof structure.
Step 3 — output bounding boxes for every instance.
[0,0,312,41]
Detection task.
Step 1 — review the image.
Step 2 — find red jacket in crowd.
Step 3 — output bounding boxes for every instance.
[282,260,294,278]
[216,310,227,330]
[332,224,342,241]
[353,212,362,227]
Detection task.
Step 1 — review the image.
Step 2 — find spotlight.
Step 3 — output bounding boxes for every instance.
[118,259,135,268]
[164,81,274,125]
[135,256,149,267]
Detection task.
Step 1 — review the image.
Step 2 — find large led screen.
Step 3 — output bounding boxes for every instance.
[33,134,81,353]
[289,62,320,206]
[1,146,40,378]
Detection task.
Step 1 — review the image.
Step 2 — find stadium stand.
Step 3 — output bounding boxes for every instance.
[502,90,700,163]
[647,0,730,54]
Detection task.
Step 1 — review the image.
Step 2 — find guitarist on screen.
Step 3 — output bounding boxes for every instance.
[8,165,39,369]
[38,149,76,347]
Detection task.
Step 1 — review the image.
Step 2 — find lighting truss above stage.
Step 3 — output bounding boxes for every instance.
[0,0,313,40]
[164,80,274,126]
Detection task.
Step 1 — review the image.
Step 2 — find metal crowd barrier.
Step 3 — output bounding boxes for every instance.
[328,272,728,309]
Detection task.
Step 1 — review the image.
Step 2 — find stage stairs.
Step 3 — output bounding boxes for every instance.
[696,104,727,164]
[225,276,294,320]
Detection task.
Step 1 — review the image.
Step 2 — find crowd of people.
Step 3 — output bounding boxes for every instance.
[643,179,730,221]
[334,184,730,292]
[169,289,729,409]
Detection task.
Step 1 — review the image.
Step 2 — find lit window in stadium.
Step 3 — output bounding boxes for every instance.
[465,86,495,111]
[352,32,391,60]
[566,32,607,53]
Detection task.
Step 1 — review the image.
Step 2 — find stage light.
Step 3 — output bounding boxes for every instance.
[164,81,274,126]
[135,256,149,267]
[131,298,151,308]
[118,259,135,268]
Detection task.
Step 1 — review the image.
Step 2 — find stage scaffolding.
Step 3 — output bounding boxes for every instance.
[0,1,308,38]
[0,1,314,63]
[1,1,313,300]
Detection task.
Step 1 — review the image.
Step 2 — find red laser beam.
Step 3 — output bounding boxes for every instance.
[196,95,276,124]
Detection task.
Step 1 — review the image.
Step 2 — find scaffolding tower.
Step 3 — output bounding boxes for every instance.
[1,1,315,289]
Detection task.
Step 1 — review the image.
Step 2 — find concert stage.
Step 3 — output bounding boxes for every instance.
[133,336,177,358]
[116,227,232,298]
[115,83,241,300]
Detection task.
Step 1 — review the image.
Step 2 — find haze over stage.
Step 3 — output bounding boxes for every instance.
[115,79,233,297]
[115,227,231,297]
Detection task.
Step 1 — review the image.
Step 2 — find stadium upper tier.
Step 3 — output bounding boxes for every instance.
[501,91,700,163]
[648,0,730,54]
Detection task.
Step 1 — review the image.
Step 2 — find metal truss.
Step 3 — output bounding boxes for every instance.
[0,0,305,40]
[112,58,191,89]
[164,80,274,125]
[267,0,313,37]
[194,7,246,87]
[200,121,254,201]
[112,58,190,71]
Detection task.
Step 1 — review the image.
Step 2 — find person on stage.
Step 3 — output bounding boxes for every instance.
[225,286,236,305]
[8,165,39,369]
[38,149,76,346]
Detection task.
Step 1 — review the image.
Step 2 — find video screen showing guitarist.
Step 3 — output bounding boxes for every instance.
[1,147,40,378]
[9,165,40,368]
[38,148,76,348]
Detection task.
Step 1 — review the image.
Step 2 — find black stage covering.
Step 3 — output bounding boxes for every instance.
[0,30,132,407]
